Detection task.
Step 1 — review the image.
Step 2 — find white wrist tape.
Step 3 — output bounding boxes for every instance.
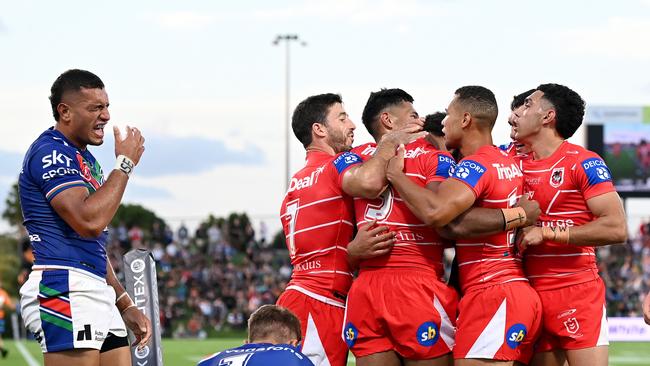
[115,155,135,177]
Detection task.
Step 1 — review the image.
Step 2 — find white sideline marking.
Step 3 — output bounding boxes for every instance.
[15,340,40,366]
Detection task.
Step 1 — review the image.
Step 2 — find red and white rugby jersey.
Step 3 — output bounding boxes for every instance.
[351,138,456,276]
[450,145,528,294]
[280,150,362,306]
[517,141,616,291]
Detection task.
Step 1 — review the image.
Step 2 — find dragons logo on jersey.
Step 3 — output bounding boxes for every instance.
[344,323,358,348]
[550,167,564,188]
[416,321,440,347]
[505,323,527,349]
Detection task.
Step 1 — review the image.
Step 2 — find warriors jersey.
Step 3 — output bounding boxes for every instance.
[279,150,362,306]
[450,145,528,294]
[351,139,455,275]
[518,141,616,290]
[197,343,315,366]
[19,128,108,278]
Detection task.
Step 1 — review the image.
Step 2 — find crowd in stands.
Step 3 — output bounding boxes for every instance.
[600,220,650,317]
[14,214,645,339]
[106,216,291,338]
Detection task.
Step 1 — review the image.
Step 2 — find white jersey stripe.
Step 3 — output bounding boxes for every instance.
[522,157,566,173]
[394,242,443,247]
[280,195,343,218]
[526,253,595,258]
[289,220,352,237]
[306,270,354,277]
[456,243,512,249]
[294,245,347,257]
[357,220,428,227]
[458,257,521,267]
[527,268,594,278]
[406,173,426,180]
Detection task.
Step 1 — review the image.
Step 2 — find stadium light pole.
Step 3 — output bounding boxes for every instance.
[273,34,306,191]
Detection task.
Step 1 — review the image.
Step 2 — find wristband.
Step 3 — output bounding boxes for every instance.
[501,207,527,231]
[115,155,135,177]
[115,292,129,304]
[542,226,570,244]
[120,304,137,315]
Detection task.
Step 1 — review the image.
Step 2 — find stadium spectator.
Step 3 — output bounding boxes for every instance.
[197,305,314,366]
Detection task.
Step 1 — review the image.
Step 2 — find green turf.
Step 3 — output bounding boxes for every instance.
[4,339,650,365]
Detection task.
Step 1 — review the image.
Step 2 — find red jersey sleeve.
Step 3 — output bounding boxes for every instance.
[572,151,616,200]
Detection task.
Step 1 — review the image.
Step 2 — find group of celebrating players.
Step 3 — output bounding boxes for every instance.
[277,84,628,366]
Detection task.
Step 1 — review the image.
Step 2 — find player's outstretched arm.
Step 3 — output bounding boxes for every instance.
[517,191,627,251]
[347,220,396,268]
[107,260,152,349]
[342,123,425,199]
[439,195,540,239]
[50,126,145,237]
[386,145,475,228]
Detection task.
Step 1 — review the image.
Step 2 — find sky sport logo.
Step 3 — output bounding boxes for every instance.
[506,323,527,349]
[416,322,440,347]
[344,323,358,348]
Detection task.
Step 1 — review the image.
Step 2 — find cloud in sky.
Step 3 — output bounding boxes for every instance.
[558,17,650,59]
[151,11,218,30]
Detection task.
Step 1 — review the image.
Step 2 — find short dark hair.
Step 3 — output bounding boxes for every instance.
[361,88,414,138]
[424,112,446,137]
[454,85,498,127]
[248,305,302,343]
[511,89,536,111]
[536,83,585,139]
[292,93,342,148]
[49,69,105,121]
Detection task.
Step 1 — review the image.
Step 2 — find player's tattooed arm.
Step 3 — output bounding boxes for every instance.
[342,122,425,199]
[347,220,396,268]
[517,191,626,250]
[439,195,540,239]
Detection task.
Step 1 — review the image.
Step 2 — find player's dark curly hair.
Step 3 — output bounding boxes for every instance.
[49,69,105,121]
[292,93,343,148]
[424,112,446,137]
[248,305,302,344]
[361,88,414,139]
[454,85,498,127]
[536,83,585,139]
[511,89,536,110]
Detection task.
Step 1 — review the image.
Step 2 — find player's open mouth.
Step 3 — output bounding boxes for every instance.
[93,123,106,138]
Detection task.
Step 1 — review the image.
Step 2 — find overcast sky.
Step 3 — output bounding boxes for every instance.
[1,0,649,235]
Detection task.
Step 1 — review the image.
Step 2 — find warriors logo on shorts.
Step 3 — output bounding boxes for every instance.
[505,323,527,349]
[344,323,358,348]
[416,322,440,347]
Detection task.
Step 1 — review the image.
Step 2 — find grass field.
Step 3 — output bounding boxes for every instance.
[0,338,650,366]
[3,339,650,365]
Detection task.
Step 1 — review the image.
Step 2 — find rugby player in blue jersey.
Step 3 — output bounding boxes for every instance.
[198,305,315,366]
[18,69,151,366]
